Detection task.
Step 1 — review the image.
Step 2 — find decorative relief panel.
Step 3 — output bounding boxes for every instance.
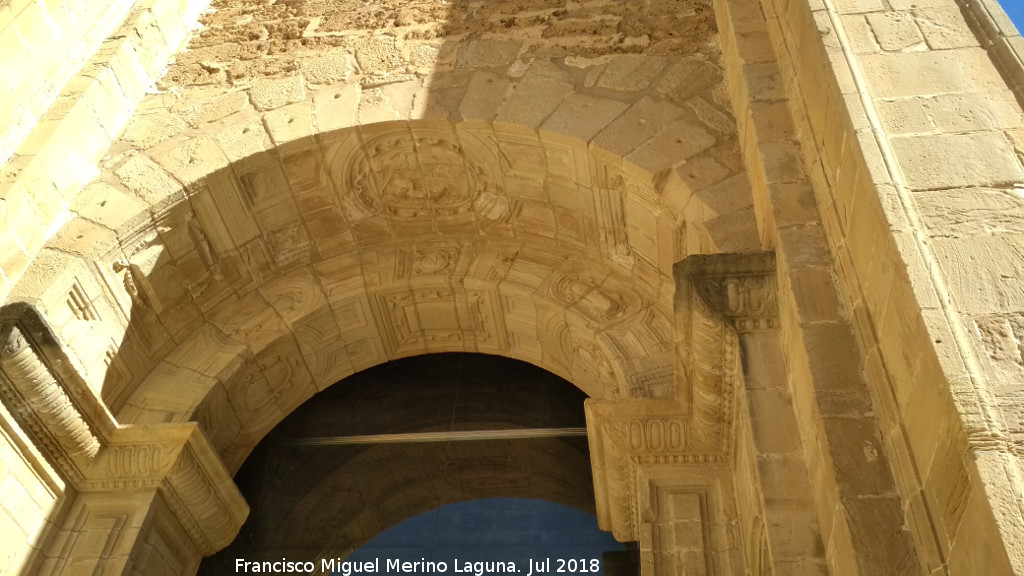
[373,287,508,357]
[542,261,646,327]
[332,125,506,223]
[68,281,100,322]
[0,305,105,483]
[586,399,728,542]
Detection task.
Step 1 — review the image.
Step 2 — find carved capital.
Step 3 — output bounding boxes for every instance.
[0,303,247,559]
[663,253,777,467]
[0,303,109,483]
[678,252,778,333]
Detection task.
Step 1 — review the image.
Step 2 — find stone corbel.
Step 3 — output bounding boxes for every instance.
[677,252,778,334]
[0,303,248,565]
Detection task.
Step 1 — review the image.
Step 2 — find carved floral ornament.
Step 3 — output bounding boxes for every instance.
[586,252,778,542]
[0,303,248,556]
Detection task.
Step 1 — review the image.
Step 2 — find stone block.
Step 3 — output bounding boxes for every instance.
[866,12,926,52]
[149,135,230,189]
[891,131,1024,190]
[768,180,820,228]
[931,233,1024,314]
[459,71,511,121]
[913,187,1024,236]
[625,118,716,173]
[844,496,922,574]
[593,97,686,157]
[788,266,843,324]
[742,62,786,102]
[495,71,573,128]
[925,91,1024,133]
[859,49,1008,99]
[115,153,184,204]
[915,7,981,50]
[122,110,186,149]
[759,140,806,184]
[776,222,832,268]
[72,181,148,232]
[803,322,867,394]
[263,102,314,147]
[748,389,803,453]
[596,55,668,92]
[759,456,815,505]
[312,83,360,133]
[109,39,153,105]
[172,89,250,128]
[455,38,521,69]
[358,87,401,124]
[841,15,879,54]
[542,94,629,143]
[249,75,306,112]
[834,0,885,15]
[300,47,353,85]
[875,97,933,135]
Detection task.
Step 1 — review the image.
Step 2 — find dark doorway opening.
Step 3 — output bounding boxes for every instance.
[198,353,638,576]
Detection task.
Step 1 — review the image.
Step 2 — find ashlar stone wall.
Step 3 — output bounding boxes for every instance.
[1,0,1024,575]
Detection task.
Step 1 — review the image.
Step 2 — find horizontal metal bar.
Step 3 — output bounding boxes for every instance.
[276,427,589,446]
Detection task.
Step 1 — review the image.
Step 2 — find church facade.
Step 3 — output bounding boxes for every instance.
[0,0,1023,573]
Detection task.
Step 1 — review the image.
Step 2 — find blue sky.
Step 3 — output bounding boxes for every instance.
[999,0,1024,31]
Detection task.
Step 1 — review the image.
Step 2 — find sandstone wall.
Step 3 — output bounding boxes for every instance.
[747,0,1024,571]
[0,0,206,299]
[0,404,63,575]
[2,0,1024,574]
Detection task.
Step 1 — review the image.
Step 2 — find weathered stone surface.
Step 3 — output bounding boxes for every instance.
[5,0,1024,575]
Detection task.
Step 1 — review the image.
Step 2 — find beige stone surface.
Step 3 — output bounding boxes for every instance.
[4,0,1024,574]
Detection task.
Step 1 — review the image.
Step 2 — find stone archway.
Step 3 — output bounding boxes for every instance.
[0,0,896,569]
[196,353,606,574]
[0,250,792,576]
[0,0,775,563]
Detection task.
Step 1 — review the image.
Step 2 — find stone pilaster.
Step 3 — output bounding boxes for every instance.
[586,399,742,576]
[679,253,829,576]
[0,303,248,576]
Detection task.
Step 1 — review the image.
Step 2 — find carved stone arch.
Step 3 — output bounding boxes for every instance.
[586,252,778,574]
[1,119,712,479]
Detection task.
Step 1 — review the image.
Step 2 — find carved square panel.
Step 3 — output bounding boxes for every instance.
[373,287,506,356]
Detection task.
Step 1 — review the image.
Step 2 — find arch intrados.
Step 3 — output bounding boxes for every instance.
[15,120,684,469]
[199,353,601,570]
